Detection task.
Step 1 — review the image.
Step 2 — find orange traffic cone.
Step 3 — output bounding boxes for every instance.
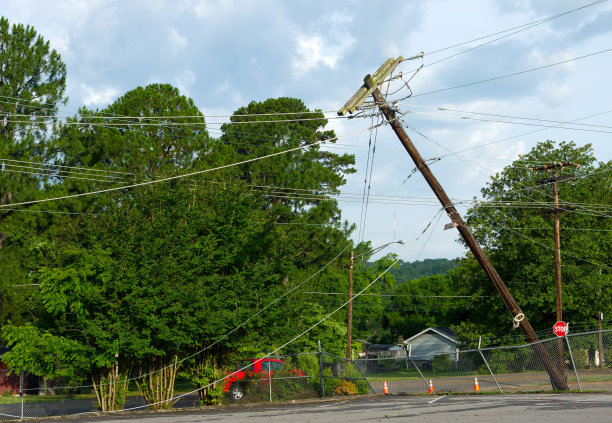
[383,380,389,395]
[428,379,434,394]
[474,377,480,392]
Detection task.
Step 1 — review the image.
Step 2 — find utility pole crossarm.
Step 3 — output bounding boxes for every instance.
[337,56,403,116]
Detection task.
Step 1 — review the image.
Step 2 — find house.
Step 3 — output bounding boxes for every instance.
[365,344,406,359]
[403,327,459,365]
[356,343,406,373]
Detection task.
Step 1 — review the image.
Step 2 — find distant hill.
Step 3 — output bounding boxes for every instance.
[387,258,458,283]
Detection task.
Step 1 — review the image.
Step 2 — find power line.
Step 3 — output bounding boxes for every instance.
[500,227,612,233]
[1,168,126,183]
[438,109,612,159]
[401,103,612,130]
[393,108,612,134]
[410,48,612,98]
[423,0,607,57]
[358,115,381,243]
[0,157,133,175]
[0,126,372,209]
[2,114,346,127]
[300,292,490,298]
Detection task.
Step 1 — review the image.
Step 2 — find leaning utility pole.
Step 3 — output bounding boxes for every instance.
[338,56,569,390]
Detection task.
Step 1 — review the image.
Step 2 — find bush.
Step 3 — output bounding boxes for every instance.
[294,354,320,375]
[322,368,338,397]
[333,381,358,396]
[432,354,453,372]
[572,348,589,369]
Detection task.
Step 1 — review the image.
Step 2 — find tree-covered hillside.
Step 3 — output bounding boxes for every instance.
[387,258,458,283]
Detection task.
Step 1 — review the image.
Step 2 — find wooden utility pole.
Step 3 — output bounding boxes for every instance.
[553,181,563,321]
[346,250,354,360]
[531,161,579,323]
[338,56,569,390]
[598,310,604,368]
[531,162,577,376]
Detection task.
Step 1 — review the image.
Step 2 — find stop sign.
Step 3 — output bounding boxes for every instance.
[553,321,569,337]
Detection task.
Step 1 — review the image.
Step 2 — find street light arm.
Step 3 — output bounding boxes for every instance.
[354,239,406,260]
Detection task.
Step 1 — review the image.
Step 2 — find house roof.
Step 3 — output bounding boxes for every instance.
[367,344,403,351]
[403,327,457,344]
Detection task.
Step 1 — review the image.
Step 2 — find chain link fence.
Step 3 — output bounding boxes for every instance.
[1,330,611,419]
[219,349,373,405]
[357,330,612,395]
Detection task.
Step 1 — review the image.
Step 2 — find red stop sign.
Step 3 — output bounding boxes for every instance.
[553,321,569,337]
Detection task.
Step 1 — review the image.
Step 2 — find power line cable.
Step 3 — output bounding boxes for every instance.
[0,126,372,209]
[410,47,612,98]
[359,115,381,243]
[438,109,612,158]
[423,0,607,57]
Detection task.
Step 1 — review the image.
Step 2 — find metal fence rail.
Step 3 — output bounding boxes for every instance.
[1,330,611,419]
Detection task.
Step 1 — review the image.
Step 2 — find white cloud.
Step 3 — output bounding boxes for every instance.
[538,80,575,105]
[293,35,338,74]
[292,33,355,77]
[175,70,197,97]
[527,48,576,74]
[80,84,120,107]
[192,0,239,18]
[48,33,71,54]
[169,28,188,52]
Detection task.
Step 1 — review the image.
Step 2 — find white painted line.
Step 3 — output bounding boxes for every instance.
[428,395,447,404]
[320,399,349,407]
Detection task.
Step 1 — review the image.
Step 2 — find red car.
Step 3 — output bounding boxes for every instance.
[223,358,304,401]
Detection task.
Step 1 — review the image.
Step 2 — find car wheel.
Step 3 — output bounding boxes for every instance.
[229,383,244,401]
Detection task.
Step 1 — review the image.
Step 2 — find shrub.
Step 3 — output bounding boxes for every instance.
[333,381,358,396]
[432,354,453,372]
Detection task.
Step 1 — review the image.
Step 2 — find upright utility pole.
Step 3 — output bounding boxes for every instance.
[598,310,604,368]
[346,250,355,360]
[553,181,562,321]
[531,161,579,323]
[338,56,569,390]
[531,163,577,376]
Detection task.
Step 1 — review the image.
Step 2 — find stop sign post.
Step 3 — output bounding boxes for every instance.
[553,321,569,337]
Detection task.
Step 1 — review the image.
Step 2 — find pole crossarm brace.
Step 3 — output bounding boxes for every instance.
[337,56,403,116]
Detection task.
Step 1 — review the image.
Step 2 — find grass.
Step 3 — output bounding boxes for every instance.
[366,368,470,381]
[0,382,200,406]
[0,393,96,405]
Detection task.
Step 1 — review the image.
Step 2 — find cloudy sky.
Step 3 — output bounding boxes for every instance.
[2,0,611,261]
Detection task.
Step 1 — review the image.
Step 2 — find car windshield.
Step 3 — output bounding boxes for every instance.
[236,360,255,371]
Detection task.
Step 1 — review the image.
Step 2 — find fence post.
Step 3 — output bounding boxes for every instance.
[477,337,503,394]
[268,353,273,403]
[19,369,24,420]
[408,345,429,390]
[565,336,582,392]
[318,341,326,398]
[351,355,375,394]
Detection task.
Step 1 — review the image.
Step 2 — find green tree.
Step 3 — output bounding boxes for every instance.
[220,97,356,269]
[389,258,457,283]
[58,83,217,179]
[2,176,294,410]
[0,16,67,325]
[457,140,611,341]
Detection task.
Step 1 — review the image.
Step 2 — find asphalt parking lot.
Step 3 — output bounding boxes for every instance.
[48,393,612,423]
